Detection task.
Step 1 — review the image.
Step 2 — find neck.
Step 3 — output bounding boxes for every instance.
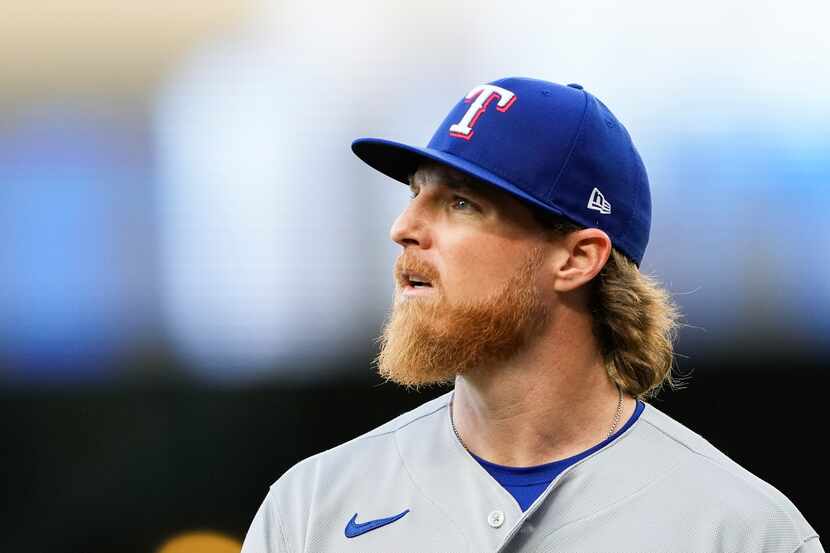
[450,309,637,467]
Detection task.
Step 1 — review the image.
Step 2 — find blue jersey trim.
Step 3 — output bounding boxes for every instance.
[473,400,646,507]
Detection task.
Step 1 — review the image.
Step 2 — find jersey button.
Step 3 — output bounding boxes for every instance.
[487,510,505,528]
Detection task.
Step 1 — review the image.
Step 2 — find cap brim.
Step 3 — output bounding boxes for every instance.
[351,137,565,219]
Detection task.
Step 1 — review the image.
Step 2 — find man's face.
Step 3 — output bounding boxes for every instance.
[375,162,555,388]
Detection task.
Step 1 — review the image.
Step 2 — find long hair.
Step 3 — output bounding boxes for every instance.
[534,211,688,401]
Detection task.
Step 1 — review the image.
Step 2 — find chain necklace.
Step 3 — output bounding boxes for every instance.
[607,382,624,438]
[449,383,624,454]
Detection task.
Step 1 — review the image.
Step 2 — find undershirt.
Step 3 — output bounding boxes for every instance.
[472,399,646,511]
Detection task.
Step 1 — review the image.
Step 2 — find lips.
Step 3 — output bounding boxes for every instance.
[395,255,439,298]
[396,270,437,298]
[404,272,433,288]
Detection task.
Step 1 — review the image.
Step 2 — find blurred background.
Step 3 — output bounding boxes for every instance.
[1,1,827,551]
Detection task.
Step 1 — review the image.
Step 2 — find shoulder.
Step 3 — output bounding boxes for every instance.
[635,402,819,547]
[355,390,452,442]
[246,391,452,552]
[268,390,451,492]
[638,402,790,497]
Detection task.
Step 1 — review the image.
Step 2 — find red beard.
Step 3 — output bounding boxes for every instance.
[375,247,550,389]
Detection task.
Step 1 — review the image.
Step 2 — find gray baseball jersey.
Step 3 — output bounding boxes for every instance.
[241,390,822,553]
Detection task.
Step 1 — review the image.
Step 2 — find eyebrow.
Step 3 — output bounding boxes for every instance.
[408,172,481,195]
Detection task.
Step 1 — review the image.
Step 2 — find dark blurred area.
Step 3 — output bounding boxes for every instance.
[1,348,825,553]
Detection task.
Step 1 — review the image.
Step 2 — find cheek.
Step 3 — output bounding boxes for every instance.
[438,239,528,301]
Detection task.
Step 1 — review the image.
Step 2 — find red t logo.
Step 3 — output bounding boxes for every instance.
[449,84,517,140]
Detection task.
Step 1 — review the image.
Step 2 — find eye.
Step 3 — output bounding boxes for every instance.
[451,196,475,211]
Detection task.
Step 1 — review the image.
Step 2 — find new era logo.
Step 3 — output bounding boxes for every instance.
[587,188,611,214]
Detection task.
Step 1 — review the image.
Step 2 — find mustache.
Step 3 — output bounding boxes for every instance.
[394,253,440,286]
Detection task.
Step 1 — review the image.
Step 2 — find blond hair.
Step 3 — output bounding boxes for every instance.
[535,213,688,401]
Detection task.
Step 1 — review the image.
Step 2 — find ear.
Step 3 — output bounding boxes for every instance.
[552,228,612,293]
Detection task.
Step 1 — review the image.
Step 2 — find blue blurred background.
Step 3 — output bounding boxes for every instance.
[1,1,827,551]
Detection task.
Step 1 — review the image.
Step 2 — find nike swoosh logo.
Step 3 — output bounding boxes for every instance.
[344,509,410,538]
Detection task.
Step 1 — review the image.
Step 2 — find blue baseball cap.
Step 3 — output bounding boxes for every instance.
[351,77,651,267]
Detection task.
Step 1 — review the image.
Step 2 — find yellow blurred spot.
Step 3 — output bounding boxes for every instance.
[156,531,241,553]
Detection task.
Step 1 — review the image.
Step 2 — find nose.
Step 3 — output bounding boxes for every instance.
[390,199,432,249]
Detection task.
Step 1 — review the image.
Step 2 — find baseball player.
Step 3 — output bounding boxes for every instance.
[241,77,822,553]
